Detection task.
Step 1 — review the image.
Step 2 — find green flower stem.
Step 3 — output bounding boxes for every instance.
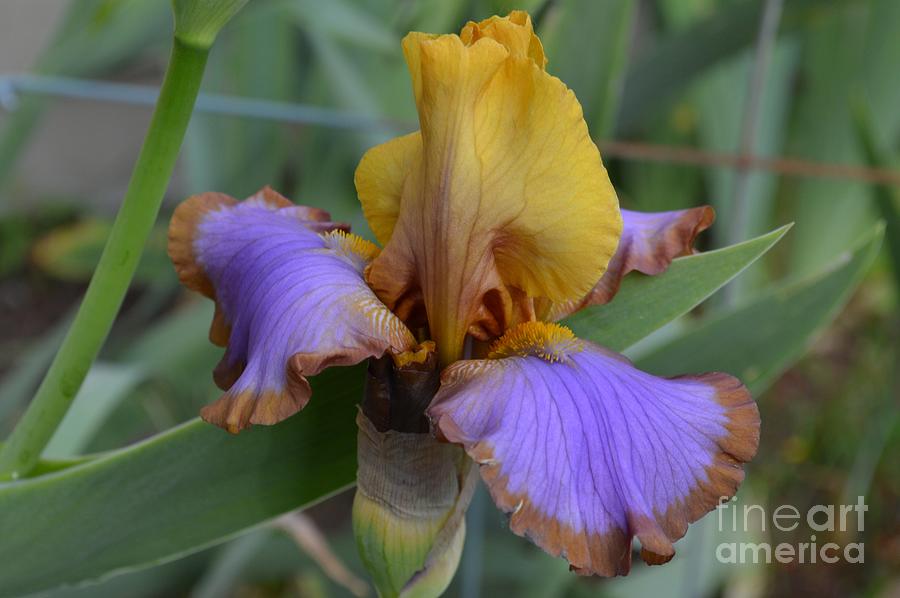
[0,39,210,480]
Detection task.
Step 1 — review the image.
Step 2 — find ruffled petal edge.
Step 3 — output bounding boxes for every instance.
[549,206,714,320]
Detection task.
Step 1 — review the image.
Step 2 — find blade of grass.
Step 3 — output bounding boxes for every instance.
[783,4,874,276]
[853,101,900,293]
[43,363,145,458]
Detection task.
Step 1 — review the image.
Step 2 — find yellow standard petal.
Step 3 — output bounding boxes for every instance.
[460,10,547,68]
[356,12,622,365]
[355,132,421,246]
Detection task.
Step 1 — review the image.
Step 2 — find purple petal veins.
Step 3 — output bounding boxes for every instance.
[168,189,414,432]
[430,338,758,575]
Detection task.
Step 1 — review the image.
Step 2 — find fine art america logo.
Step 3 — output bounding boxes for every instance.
[715,496,867,564]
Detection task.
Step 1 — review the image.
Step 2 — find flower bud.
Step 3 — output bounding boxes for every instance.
[353,349,476,597]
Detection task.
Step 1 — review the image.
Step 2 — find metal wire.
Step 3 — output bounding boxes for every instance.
[599,140,900,187]
[2,72,899,187]
[0,74,410,132]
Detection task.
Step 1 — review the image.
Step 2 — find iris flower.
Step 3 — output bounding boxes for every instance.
[168,11,758,579]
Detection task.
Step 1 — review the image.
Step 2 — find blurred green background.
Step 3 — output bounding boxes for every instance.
[0,0,897,597]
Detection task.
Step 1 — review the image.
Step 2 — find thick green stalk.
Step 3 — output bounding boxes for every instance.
[0,39,209,479]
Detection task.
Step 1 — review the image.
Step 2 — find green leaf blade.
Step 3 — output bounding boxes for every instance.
[636,225,885,395]
[0,365,362,598]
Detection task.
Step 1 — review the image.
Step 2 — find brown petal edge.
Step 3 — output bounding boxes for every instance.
[550,205,715,320]
[167,186,349,433]
[432,371,759,576]
[201,347,391,434]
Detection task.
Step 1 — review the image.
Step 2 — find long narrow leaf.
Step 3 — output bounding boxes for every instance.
[638,225,885,394]
[0,366,362,597]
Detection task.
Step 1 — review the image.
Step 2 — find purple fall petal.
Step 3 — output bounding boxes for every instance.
[168,187,415,433]
[429,333,758,576]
